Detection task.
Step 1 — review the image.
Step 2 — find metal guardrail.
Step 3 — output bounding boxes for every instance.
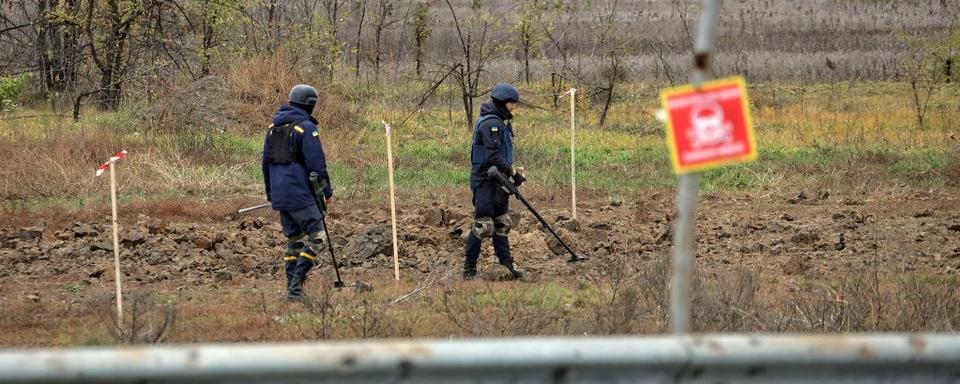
[1,334,959,383]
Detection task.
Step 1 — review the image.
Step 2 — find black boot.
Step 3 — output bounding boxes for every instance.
[492,235,522,280]
[287,275,306,301]
[500,260,524,280]
[463,258,478,280]
[283,240,304,292]
[287,251,316,302]
[284,257,297,291]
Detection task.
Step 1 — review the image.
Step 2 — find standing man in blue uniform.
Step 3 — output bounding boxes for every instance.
[262,84,334,301]
[464,83,527,280]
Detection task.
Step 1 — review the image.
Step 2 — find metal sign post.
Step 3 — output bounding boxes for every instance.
[670,0,721,335]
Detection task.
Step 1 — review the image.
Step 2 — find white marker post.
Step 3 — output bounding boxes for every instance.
[382,121,401,281]
[95,150,128,328]
[670,0,721,335]
[559,88,578,220]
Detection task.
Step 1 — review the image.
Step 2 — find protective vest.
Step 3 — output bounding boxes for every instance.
[471,114,514,167]
[267,121,306,164]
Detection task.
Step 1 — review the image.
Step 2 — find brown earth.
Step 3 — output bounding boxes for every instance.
[2,188,959,302]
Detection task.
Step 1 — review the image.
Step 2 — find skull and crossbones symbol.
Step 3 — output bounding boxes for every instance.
[687,100,733,148]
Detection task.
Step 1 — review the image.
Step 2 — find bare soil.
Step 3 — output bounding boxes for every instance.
[2,188,959,303]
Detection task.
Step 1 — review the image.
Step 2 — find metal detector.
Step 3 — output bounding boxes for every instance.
[309,172,348,289]
[237,176,356,290]
[487,166,587,263]
[318,214,346,288]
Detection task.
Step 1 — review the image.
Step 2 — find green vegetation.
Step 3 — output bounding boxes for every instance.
[0,80,957,215]
[0,74,28,111]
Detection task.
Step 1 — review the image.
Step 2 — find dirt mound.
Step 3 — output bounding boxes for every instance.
[2,192,960,288]
[140,75,361,136]
[141,76,243,133]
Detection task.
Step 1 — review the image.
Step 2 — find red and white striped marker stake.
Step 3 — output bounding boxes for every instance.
[559,88,578,220]
[96,150,127,328]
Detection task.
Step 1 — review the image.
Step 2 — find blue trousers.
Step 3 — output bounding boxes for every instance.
[465,181,512,264]
[278,204,325,284]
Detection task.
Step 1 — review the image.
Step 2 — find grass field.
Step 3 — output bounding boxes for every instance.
[1,80,957,213]
[1,77,959,346]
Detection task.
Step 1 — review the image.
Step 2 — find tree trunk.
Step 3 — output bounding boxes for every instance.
[415,46,422,79]
[354,0,367,82]
[523,43,531,84]
[37,0,51,97]
[200,0,216,78]
[36,0,80,97]
[87,0,138,110]
[374,26,382,78]
[600,79,615,126]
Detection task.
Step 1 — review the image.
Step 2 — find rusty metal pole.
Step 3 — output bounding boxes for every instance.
[670,0,721,336]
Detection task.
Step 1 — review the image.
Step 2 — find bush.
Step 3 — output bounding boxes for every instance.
[0,74,28,112]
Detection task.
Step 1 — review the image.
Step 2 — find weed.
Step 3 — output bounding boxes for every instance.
[0,74,28,112]
[96,290,178,344]
[440,284,569,337]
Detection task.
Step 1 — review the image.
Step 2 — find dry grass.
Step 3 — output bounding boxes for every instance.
[948,144,960,186]
[0,128,131,201]
[95,290,178,344]
[2,53,957,213]
[224,54,303,130]
[2,262,957,347]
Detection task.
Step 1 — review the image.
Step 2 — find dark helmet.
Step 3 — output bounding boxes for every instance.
[288,84,319,107]
[491,83,519,103]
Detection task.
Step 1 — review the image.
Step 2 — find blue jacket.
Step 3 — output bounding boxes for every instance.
[262,103,333,211]
[470,101,514,189]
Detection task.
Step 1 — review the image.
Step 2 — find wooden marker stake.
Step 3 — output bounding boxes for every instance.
[109,162,123,327]
[383,121,401,281]
[560,88,579,220]
[96,150,127,328]
[569,88,578,220]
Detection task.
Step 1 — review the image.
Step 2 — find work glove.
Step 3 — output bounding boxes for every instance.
[512,166,526,187]
[512,172,526,187]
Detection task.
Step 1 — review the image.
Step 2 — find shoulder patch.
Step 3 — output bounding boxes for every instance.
[491,126,499,132]
[312,130,319,137]
[293,126,305,134]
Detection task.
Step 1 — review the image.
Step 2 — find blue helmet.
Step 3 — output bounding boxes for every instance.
[490,83,519,103]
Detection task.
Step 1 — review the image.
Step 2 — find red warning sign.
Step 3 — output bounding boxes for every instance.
[660,77,756,174]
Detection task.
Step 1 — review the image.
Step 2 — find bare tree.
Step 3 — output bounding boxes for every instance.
[325,0,350,69]
[535,1,582,104]
[511,0,543,84]
[901,25,959,127]
[444,0,507,130]
[84,0,150,110]
[353,0,367,81]
[371,0,400,80]
[410,1,431,79]
[580,0,630,126]
[35,0,83,98]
